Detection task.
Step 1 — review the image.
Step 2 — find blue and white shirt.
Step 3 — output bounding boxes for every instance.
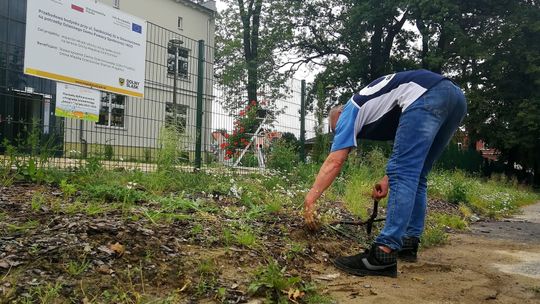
[331,69,447,152]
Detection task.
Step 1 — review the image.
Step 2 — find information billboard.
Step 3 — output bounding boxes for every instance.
[55,82,101,122]
[24,0,147,98]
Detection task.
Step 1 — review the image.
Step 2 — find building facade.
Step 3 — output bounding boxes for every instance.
[0,0,216,163]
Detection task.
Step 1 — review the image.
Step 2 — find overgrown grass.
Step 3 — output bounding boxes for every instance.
[429,170,540,218]
[336,150,539,220]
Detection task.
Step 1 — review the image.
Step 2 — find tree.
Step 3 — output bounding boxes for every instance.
[216,0,295,112]
[464,0,540,183]
[284,0,540,182]
[280,0,413,108]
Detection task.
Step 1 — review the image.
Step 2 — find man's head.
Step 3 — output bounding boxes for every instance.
[329,105,344,133]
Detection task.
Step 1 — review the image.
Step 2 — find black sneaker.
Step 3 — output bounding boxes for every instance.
[398,236,419,262]
[333,244,397,277]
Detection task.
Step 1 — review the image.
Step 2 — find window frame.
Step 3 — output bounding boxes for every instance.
[97,92,126,129]
[167,40,190,80]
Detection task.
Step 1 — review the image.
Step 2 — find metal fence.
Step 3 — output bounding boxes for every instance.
[0,21,320,173]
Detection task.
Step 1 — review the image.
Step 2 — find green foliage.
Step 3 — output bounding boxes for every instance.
[59,179,77,198]
[280,132,300,151]
[31,193,46,212]
[81,184,147,204]
[429,170,539,218]
[239,152,259,167]
[448,180,468,205]
[197,259,217,276]
[7,220,39,233]
[437,144,484,173]
[65,258,90,276]
[104,145,114,161]
[267,139,299,171]
[340,149,387,218]
[304,293,335,304]
[82,157,103,174]
[13,122,58,183]
[195,259,219,297]
[421,224,448,248]
[268,0,540,184]
[216,0,296,110]
[248,261,302,302]
[144,148,152,163]
[431,214,468,231]
[235,229,257,248]
[23,282,63,304]
[310,133,331,164]
[156,125,186,172]
[221,102,261,161]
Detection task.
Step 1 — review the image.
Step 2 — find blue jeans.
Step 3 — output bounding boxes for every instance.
[374,80,467,250]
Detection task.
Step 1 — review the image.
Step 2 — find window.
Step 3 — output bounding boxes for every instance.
[167,40,189,78]
[113,0,120,8]
[177,17,183,30]
[98,93,126,128]
[165,102,187,133]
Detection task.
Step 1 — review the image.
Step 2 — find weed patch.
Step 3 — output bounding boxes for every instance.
[248,261,302,302]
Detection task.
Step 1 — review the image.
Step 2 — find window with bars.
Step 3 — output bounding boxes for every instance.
[165,102,187,133]
[98,93,126,128]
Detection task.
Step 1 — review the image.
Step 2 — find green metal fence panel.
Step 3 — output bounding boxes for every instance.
[0,20,319,174]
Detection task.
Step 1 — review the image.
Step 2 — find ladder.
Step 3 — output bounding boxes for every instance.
[234,115,268,169]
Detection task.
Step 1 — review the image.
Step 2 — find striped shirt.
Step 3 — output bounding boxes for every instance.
[331,69,447,152]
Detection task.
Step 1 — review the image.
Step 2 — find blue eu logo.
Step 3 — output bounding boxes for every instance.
[132,23,142,34]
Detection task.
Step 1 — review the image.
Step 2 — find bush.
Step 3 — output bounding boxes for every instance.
[448,179,468,204]
[436,143,484,173]
[267,140,299,172]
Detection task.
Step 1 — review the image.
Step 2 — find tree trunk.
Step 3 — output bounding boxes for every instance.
[416,18,430,69]
[238,0,261,105]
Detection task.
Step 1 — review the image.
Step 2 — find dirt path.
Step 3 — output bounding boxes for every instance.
[310,202,540,304]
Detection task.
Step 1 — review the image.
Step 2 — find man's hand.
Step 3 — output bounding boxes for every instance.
[304,200,319,230]
[372,175,389,200]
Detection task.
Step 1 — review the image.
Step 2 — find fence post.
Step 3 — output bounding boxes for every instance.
[300,80,306,163]
[194,40,205,170]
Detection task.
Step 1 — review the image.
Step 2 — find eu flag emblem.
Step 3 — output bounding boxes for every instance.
[132,23,142,34]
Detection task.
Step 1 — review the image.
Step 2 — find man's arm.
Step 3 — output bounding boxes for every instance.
[304,148,350,229]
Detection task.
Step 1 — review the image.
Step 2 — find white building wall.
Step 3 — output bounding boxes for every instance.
[64,0,215,157]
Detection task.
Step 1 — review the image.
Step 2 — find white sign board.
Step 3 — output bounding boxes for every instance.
[24,0,146,98]
[56,82,101,122]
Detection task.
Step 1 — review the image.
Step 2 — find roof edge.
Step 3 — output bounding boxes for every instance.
[174,0,217,17]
